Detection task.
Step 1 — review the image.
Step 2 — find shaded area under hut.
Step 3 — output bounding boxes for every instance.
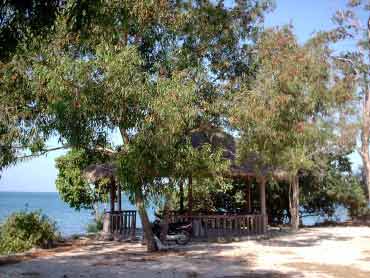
[169,126,289,239]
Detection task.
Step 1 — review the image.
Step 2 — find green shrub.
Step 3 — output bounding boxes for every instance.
[0,210,59,254]
[86,222,98,234]
[353,206,370,218]
[86,214,104,234]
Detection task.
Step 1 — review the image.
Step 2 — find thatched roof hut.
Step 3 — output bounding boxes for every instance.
[83,163,121,214]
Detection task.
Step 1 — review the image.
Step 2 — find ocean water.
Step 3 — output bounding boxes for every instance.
[302,205,349,226]
[0,192,349,236]
[0,192,155,236]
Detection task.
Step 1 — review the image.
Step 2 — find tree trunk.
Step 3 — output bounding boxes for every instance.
[360,17,370,201]
[288,175,300,231]
[135,187,157,252]
[361,147,370,201]
[360,86,370,201]
[259,178,267,232]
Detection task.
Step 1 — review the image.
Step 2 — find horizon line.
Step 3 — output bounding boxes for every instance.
[0,190,57,193]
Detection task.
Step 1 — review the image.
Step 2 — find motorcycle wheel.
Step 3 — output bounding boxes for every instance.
[176,230,190,245]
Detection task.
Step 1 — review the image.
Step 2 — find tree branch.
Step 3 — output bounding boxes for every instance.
[15,146,70,161]
[95,146,117,155]
[119,127,130,145]
[334,57,360,77]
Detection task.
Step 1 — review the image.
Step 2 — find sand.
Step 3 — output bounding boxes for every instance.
[1,226,370,278]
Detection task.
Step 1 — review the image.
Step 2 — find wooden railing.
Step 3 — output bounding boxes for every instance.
[170,214,267,239]
[108,210,137,236]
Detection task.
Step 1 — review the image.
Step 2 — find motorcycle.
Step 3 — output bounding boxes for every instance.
[152,218,192,245]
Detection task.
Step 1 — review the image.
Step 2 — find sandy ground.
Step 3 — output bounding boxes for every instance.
[0,226,370,278]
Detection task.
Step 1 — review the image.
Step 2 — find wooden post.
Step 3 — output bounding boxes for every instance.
[247,182,252,213]
[117,183,122,233]
[188,176,193,216]
[259,178,267,233]
[131,211,136,238]
[110,183,115,213]
[179,179,184,213]
[109,183,115,234]
[245,177,253,213]
[117,183,122,212]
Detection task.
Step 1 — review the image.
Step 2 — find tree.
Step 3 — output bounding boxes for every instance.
[55,149,110,216]
[329,1,370,200]
[117,73,229,250]
[300,154,367,219]
[0,0,64,176]
[1,1,273,251]
[231,26,356,230]
[0,0,62,61]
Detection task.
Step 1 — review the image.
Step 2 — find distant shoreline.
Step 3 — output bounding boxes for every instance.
[0,191,58,193]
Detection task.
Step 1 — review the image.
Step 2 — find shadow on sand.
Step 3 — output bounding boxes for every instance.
[0,239,303,278]
[257,228,353,247]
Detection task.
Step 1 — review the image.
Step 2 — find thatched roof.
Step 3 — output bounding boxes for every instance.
[191,126,288,180]
[191,126,236,160]
[83,163,117,183]
[82,127,289,183]
[230,155,272,178]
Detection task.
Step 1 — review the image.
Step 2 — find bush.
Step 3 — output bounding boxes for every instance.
[86,214,104,234]
[0,210,59,254]
[353,205,370,218]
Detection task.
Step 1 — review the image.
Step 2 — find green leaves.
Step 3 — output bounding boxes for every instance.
[233,26,356,175]
[0,210,58,254]
[0,0,62,61]
[21,41,151,149]
[117,71,229,202]
[55,149,109,210]
[1,1,275,215]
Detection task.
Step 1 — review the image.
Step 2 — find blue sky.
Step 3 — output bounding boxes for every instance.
[0,0,365,192]
[265,0,346,41]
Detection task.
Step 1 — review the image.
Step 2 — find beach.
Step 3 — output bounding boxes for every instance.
[1,226,369,278]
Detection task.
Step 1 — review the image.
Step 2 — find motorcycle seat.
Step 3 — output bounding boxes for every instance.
[170,222,192,230]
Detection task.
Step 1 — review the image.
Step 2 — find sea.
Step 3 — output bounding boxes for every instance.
[0,191,156,236]
[0,192,349,236]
